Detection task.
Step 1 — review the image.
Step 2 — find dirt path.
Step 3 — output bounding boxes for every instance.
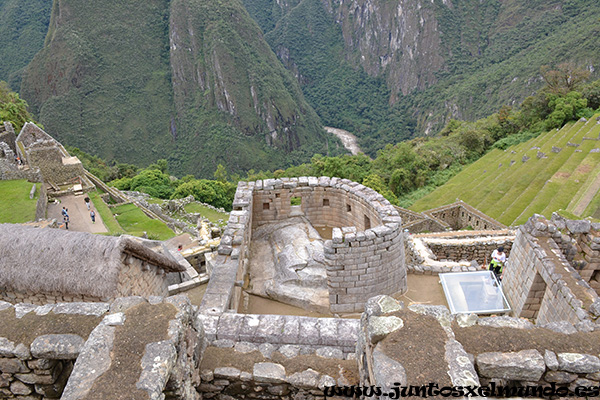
[572,171,600,216]
[47,194,108,234]
[324,126,363,156]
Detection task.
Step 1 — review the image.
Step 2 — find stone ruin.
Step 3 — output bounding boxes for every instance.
[1,177,600,399]
[394,200,506,234]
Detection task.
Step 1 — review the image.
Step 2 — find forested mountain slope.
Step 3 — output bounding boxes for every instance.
[245,0,600,154]
[19,0,335,177]
[0,0,51,89]
[4,0,599,175]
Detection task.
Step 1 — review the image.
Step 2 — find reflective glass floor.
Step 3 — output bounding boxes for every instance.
[439,271,511,315]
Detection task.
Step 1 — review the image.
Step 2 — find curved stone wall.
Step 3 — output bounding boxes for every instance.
[250,177,407,313]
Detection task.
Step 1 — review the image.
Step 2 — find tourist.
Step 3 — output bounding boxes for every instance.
[84,196,91,210]
[61,207,68,218]
[90,209,96,224]
[63,214,69,230]
[488,246,506,281]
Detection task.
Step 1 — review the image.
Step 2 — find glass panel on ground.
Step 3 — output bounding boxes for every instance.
[439,271,511,315]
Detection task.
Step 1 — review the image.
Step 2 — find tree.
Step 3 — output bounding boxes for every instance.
[214,164,228,182]
[540,63,591,95]
[0,81,33,132]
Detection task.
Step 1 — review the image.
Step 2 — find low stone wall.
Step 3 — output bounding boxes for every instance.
[0,301,107,399]
[0,162,42,182]
[503,215,599,326]
[425,237,513,265]
[196,313,360,400]
[356,295,600,398]
[197,313,359,354]
[34,183,47,221]
[425,201,506,231]
[405,230,515,274]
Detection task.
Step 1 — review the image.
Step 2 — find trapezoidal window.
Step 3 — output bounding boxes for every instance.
[346,204,352,212]
[290,196,301,206]
[323,198,330,207]
[263,202,270,210]
[364,215,371,230]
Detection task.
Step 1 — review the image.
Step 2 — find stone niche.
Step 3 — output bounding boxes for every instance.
[248,177,407,314]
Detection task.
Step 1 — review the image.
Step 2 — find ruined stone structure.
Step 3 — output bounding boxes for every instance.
[0,224,185,305]
[503,214,600,324]
[395,200,506,233]
[2,169,600,398]
[357,296,600,399]
[15,123,93,192]
[405,229,515,274]
[206,177,406,315]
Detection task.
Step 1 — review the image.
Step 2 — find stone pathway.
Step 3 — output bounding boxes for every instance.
[47,194,108,234]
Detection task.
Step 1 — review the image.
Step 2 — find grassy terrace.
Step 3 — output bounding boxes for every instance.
[111,203,175,240]
[0,180,38,223]
[411,114,600,225]
[88,190,123,234]
[183,202,228,226]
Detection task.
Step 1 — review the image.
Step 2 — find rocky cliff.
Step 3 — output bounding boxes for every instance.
[20,0,335,177]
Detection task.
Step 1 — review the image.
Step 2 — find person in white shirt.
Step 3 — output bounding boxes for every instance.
[488,247,506,281]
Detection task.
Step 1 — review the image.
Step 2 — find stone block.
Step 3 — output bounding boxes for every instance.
[557,353,600,373]
[253,363,286,384]
[476,349,545,381]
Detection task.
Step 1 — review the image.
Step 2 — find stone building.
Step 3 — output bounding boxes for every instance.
[14,123,92,190]
[202,177,407,315]
[0,224,185,305]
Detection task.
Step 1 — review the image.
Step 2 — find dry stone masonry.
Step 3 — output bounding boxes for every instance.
[503,214,599,326]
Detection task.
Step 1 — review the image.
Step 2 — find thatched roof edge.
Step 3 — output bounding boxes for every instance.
[119,237,184,272]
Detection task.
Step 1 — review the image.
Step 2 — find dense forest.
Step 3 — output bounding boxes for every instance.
[20,64,594,213]
[0,0,598,178]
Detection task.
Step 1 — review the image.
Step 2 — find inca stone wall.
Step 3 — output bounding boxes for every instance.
[253,177,405,313]
[115,254,171,298]
[405,230,515,274]
[0,301,107,399]
[0,288,104,305]
[204,177,406,315]
[0,122,17,154]
[503,215,599,326]
[357,295,600,398]
[27,146,85,185]
[425,201,506,231]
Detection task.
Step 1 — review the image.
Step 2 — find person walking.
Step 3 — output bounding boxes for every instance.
[84,197,91,210]
[90,209,96,224]
[488,246,506,281]
[63,214,70,230]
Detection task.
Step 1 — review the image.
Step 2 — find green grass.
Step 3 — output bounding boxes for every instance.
[0,179,38,223]
[111,203,175,240]
[411,114,600,225]
[88,190,123,235]
[183,202,228,225]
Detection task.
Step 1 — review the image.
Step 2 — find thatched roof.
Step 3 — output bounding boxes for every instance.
[0,224,184,299]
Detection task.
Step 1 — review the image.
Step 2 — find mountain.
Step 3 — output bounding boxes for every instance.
[244,0,600,153]
[9,0,600,174]
[410,114,600,225]
[19,0,336,177]
[0,0,51,89]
